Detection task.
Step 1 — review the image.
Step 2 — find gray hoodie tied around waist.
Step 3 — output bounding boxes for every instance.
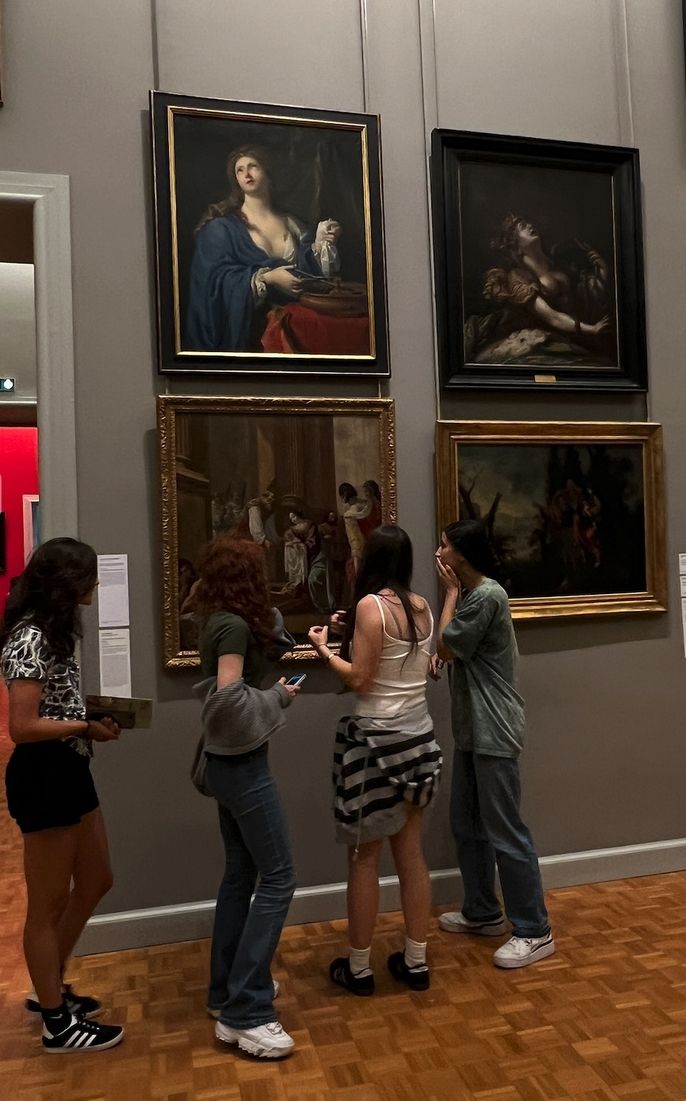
[190,676,292,796]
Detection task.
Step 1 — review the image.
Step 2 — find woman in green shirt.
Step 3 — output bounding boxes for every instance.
[194,536,300,1059]
[434,519,554,970]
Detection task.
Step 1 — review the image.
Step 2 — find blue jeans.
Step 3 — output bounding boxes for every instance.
[205,747,296,1029]
[450,751,549,939]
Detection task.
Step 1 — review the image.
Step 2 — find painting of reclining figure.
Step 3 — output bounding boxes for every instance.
[431,130,647,391]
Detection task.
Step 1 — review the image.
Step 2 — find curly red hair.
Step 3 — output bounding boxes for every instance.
[194,537,275,646]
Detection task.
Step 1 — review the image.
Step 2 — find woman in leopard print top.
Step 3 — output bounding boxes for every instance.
[0,538,125,1049]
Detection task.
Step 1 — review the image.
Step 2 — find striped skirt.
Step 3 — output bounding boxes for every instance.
[333,714,443,848]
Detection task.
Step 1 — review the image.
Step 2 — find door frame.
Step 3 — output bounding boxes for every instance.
[0,171,77,539]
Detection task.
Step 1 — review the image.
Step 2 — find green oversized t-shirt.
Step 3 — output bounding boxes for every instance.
[442,578,524,758]
[199,612,267,687]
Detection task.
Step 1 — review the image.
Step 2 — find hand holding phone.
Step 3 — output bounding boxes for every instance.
[279,673,305,700]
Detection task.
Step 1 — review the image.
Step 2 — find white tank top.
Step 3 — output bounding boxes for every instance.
[355,593,434,720]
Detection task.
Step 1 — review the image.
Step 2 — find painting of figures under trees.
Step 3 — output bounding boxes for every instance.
[457,442,646,599]
[435,421,666,620]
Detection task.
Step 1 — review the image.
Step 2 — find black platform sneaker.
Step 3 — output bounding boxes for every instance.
[42,1014,124,1053]
[329,957,375,996]
[387,951,431,991]
[27,984,103,1020]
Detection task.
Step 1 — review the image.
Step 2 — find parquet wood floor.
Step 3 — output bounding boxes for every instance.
[1,682,686,1099]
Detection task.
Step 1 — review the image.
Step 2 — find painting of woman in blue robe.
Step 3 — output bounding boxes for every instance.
[187,145,344,353]
[150,92,388,376]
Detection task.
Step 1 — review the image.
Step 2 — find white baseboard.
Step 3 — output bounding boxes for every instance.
[75,837,686,956]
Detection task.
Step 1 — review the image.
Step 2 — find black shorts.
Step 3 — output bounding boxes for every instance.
[5,741,99,834]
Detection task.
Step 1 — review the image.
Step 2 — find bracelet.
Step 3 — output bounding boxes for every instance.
[319,647,333,663]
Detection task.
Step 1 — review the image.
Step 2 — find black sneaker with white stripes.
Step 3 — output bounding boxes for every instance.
[42,1014,124,1053]
[27,983,103,1020]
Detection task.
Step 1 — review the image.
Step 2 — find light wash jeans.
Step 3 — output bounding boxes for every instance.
[450,750,549,939]
[205,746,296,1029]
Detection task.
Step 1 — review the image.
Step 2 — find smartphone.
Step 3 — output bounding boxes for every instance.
[285,674,307,687]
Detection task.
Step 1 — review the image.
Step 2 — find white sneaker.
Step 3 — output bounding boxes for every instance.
[439,911,508,936]
[215,1019,294,1059]
[493,933,555,969]
[207,979,280,1019]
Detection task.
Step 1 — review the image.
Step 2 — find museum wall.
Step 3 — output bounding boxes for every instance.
[1,0,685,929]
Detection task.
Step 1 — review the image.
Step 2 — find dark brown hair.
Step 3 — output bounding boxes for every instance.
[0,537,97,659]
[195,145,279,234]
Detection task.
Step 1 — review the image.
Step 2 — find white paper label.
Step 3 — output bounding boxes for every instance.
[97,554,130,628]
[98,628,132,696]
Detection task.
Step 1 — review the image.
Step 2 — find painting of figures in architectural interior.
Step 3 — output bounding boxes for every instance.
[159,397,396,666]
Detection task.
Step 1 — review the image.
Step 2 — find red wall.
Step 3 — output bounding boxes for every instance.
[0,427,38,610]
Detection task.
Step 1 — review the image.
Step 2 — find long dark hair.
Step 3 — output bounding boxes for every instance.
[0,537,97,659]
[444,519,497,576]
[341,525,418,660]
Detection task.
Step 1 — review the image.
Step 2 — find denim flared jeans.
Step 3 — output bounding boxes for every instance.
[205,746,296,1028]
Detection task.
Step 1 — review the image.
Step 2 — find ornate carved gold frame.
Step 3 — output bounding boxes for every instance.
[435,420,667,620]
[159,395,396,668]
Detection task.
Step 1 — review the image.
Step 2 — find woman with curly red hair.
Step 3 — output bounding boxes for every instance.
[192,536,301,1059]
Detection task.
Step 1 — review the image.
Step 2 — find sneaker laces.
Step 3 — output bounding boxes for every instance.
[510,936,546,953]
[72,1018,102,1035]
[265,1022,285,1036]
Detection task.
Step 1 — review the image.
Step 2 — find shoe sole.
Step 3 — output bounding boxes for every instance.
[44,1031,124,1054]
[438,916,507,937]
[216,1032,294,1059]
[390,971,430,991]
[331,977,374,997]
[494,940,556,969]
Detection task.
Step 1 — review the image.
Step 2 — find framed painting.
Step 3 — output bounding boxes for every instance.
[22,494,40,564]
[151,91,389,377]
[435,421,666,619]
[159,396,396,668]
[431,130,647,391]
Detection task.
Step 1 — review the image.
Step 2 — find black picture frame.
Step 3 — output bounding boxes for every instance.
[150,90,389,377]
[430,130,647,392]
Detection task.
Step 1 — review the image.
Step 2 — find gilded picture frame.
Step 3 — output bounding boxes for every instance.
[435,420,666,619]
[151,91,389,377]
[159,396,397,668]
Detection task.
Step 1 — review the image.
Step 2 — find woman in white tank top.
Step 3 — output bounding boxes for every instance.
[308,526,443,997]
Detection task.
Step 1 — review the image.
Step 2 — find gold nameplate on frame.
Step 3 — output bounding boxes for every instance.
[534,374,557,384]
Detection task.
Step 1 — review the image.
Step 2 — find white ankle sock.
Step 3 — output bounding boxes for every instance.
[404,936,427,969]
[349,945,372,977]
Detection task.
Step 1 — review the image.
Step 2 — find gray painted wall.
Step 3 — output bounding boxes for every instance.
[0,0,685,917]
